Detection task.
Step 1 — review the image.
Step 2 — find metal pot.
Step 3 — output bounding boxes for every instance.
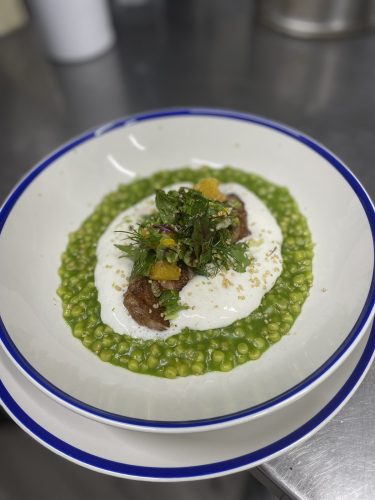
[261,0,375,38]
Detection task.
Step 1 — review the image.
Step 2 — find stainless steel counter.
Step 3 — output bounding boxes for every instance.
[0,2,374,498]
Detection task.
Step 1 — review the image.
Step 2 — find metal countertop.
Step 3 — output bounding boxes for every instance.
[0,2,374,498]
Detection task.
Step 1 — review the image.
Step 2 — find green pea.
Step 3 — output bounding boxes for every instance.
[221,341,230,351]
[268,331,281,343]
[91,340,103,352]
[56,287,66,298]
[166,336,177,347]
[99,349,113,362]
[73,322,85,338]
[128,359,139,371]
[290,292,303,303]
[195,332,203,342]
[147,356,159,369]
[237,342,249,354]
[237,354,247,364]
[175,345,185,356]
[282,312,294,324]
[150,344,161,357]
[131,350,143,362]
[290,304,301,315]
[209,339,220,349]
[164,366,177,379]
[195,351,205,362]
[82,335,94,347]
[234,327,246,338]
[305,272,313,285]
[212,350,225,363]
[249,348,261,360]
[276,298,288,310]
[69,276,79,287]
[94,325,105,339]
[117,342,129,354]
[293,274,305,286]
[191,362,204,375]
[220,360,233,372]
[102,336,114,347]
[267,323,279,333]
[63,307,71,319]
[280,323,290,334]
[185,334,194,344]
[177,363,189,377]
[87,315,99,328]
[253,337,266,349]
[245,331,256,342]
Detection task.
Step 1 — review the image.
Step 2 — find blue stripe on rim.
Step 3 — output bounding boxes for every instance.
[1,320,374,479]
[0,108,374,429]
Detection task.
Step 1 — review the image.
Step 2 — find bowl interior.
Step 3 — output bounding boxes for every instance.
[0,112,373,425]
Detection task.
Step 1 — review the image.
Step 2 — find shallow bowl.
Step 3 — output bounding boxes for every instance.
[0,108,374,432]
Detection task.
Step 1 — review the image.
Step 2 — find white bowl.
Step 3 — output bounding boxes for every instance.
[0,108,374,432]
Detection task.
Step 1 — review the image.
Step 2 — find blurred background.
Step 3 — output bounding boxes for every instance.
[1,1,375,499]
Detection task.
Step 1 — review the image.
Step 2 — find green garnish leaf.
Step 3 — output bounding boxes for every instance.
[229,242,251,272]
[115,243,156,277]
[155,189,180,224]
[158,290,188,320]
[114,244,138,259]
[132,248,156,277]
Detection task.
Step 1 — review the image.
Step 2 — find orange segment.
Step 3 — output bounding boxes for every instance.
[194,178,227,202]
[150,261,181,281]
[159,237,176,248]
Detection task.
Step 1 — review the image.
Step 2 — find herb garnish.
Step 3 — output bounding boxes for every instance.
[116,185,250,279]
[116,180,251,322]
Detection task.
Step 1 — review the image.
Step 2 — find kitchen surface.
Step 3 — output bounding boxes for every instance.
[0,1,374,499]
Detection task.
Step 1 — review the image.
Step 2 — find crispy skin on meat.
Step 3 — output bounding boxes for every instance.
[124,277,169,331]
[227,194,250,242]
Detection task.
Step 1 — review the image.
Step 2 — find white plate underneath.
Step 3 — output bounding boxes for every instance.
[1,322,374,482]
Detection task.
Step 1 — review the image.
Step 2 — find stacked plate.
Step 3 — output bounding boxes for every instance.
[1,109,374,481]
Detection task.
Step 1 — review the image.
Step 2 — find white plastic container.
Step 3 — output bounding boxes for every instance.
[29,0,115,63]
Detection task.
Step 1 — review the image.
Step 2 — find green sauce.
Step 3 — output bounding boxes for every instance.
[58,167,313,378]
